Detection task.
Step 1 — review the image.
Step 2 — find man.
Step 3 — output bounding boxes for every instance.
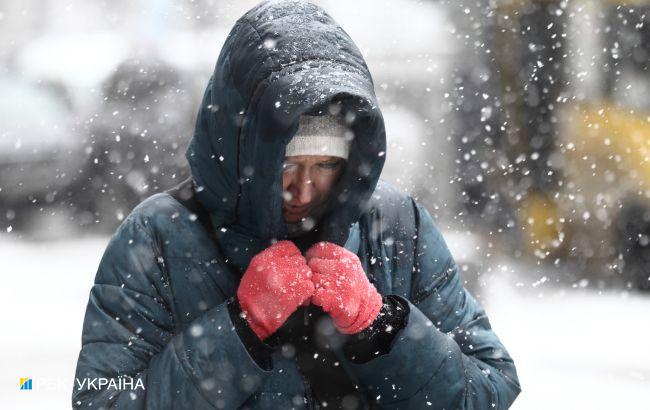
[72,1,520,409]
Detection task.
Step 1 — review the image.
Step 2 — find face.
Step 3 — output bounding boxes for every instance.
[282,155,346,224]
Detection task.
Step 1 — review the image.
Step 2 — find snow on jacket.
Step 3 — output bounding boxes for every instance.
[72,1,520,408]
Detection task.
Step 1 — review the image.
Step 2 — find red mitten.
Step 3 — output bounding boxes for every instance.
[306,241,383,334]
[237,240,315,340]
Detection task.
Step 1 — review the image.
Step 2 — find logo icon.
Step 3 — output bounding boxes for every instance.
[20,378,32,390]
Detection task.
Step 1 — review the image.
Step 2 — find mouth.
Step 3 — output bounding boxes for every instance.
[284,204,310,214]
[283,204,312,221]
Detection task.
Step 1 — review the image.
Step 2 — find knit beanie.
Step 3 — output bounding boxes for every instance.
[285,115,352,159]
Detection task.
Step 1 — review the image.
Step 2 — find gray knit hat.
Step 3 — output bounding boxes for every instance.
[285,115,352,159]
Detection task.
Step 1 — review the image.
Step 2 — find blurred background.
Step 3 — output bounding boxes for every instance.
[1,0,649,408]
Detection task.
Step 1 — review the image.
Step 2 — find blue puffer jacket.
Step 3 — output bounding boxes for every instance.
[72,1,520,408]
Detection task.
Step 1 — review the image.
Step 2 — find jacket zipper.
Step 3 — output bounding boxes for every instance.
[300,372,314,410]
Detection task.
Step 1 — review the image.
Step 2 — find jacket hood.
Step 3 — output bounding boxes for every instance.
[185,0,386,266]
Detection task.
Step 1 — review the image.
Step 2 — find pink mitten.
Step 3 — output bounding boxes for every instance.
[306,241,382,334]
[237,241,315,340]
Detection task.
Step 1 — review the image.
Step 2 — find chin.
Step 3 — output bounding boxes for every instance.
[283,214,303,224]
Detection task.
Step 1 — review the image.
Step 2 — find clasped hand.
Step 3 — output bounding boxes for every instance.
[237,241,383,340]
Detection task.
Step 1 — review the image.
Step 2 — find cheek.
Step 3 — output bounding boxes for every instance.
[312,172,339,197]
[282,173,292,192]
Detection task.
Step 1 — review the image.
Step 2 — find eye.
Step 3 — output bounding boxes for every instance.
[318,160,342,170]
[282,162,298,172]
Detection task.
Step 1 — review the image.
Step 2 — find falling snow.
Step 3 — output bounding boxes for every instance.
[1,0,649,409]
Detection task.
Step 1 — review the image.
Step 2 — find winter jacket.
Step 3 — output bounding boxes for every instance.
[72,1,521,409]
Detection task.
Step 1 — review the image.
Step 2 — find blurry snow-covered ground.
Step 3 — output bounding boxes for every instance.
[1,236,649,409]
[0,236,107,410]
[483,263,650,410]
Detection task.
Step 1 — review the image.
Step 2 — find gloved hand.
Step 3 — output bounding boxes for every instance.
[306,241,383,334]
[237,240,315,341]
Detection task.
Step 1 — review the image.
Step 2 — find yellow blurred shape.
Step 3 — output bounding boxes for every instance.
[517,191,565,258]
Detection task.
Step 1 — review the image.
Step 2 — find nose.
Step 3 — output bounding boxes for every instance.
[293,169,314,205]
